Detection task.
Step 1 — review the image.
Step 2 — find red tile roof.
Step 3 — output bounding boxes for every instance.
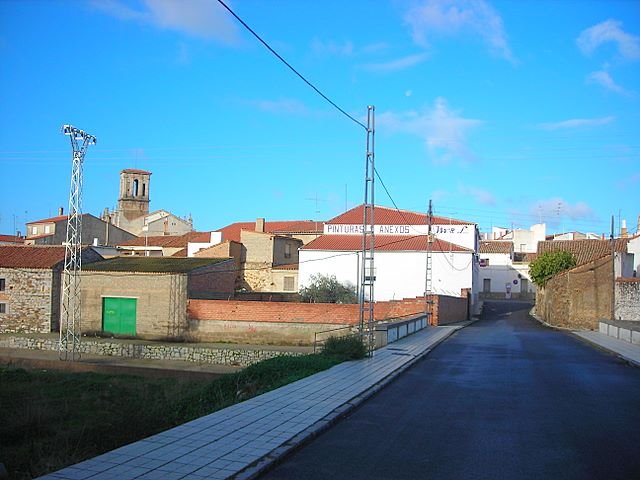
[537,239,629,266]
[0,246,67,268]
[302,235,471,252]
[480,241,513,254]
[272,264,299,270]
[218,220,323,242]
[27,213,95,225]
[327,204,473,226]
[0,235,24,244]
[27,215,68,224]
[122,169,152,175]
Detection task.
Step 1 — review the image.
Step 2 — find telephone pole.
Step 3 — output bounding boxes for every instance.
[359,106,375,355]
[424,200,434,324]
[59,125,96,361]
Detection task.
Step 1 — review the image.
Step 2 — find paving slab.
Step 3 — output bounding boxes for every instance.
[38,325,461,480]
[572,330,640,367]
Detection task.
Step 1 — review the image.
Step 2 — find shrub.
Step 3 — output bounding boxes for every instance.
[300,274,357,304]
[322,335,367,360]
[529,250,577,287]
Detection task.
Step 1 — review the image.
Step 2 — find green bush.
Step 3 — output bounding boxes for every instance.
[529,250,577,287]
[322,335,367,360]
[300,274,358,304]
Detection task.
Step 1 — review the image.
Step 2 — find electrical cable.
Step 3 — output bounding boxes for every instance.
[215,0,367,131]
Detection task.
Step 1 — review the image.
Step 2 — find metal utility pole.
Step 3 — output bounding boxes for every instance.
[59,125,96,361]
[359,106,375,355]
[424,199,434,325]
[610,215,615,321]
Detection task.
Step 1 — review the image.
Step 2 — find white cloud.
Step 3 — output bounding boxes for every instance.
[91,0,239,43]
[361,53,429,72]
[404,0,514,62]
[530,198,596,223]
[311,38,354,56]
[458,185,496,205]
[378,97,483,164]
[577,19,640,60]
[586,70,627,95]
[252,98,309,115]
[537,116,615,130]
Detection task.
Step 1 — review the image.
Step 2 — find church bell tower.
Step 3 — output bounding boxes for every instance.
[118,169,151,221]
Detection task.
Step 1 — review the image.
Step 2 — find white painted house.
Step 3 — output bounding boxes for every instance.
[298,205,480,310]
[478,241,535,300]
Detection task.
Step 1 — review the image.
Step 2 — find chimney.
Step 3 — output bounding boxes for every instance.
[58,207,64,216]
[256,218,265,233]
[621,219,628,238]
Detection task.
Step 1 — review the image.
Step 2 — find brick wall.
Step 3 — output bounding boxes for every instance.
[195,240,242,289]
[615,278,640,321]
[188,259,236,296]
[0,267,57,333]
[187,294,469,344]
[536,255,613,330]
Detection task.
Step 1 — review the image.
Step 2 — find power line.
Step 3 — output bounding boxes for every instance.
[216,0,367,131]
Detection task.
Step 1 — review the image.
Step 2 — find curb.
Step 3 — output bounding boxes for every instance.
[234,327,463,480]
[528,308,640,369]
[571,333,640,369]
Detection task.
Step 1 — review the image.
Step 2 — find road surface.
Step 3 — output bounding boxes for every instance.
[261,301,640,480]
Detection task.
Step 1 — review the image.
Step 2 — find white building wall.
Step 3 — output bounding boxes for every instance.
[323,223,478,250]
[188,232,223,257]
[478,254,534,296]
[299,249,474,301]
[628,236,640,276]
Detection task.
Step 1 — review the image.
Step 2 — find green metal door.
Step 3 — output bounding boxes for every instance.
[102,297,137,336]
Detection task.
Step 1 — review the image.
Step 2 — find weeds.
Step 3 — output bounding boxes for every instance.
[0,352,345,479]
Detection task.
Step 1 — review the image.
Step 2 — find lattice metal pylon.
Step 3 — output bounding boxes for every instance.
[424,199,434,325]
[359,106,375,355]
[59,125,96,361]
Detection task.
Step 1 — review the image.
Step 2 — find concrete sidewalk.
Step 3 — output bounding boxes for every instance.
[39,325,462,480]
[572,330,640,367]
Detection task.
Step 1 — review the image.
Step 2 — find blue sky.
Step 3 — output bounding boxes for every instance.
[1,0,639,237]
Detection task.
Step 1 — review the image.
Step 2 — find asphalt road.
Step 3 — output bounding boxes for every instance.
[260,301,640,480]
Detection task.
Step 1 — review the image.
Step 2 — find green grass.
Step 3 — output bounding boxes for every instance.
[0,353,344,480]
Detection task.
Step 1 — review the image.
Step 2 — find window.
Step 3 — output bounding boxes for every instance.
[32,226,38,235]
[0,278,5,291]
[283,276,295,291]
[479,258,489,267]
[284,243,292,259]
[0,303,6,314]
[132,179,139,197]
[483,278,491,293]
[45,225,51,234]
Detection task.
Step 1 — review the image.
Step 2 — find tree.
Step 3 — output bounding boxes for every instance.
[300,274,358,304]
[529,251,577,287]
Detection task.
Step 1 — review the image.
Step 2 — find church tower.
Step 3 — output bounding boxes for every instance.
[118,169,151,221]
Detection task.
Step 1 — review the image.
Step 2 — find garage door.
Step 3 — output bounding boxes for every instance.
[102,297,137,336]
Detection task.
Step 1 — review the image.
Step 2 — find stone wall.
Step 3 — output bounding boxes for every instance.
[187,319,344,345]
[0,335,302,367]
[535,255,613,330]
[615,279,640,321]
[0,267,57,333]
